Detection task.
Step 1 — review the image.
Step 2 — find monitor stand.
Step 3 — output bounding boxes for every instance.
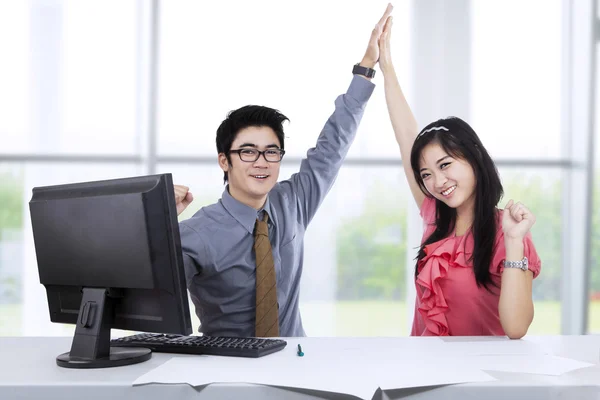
[56,287,151,369]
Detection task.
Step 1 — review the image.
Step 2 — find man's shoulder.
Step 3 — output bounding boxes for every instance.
[179,202,228,236]
[269,180,295,202]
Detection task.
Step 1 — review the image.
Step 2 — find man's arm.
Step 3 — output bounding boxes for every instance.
[277,4,392,227]
[277,77,374,227]
[179,222,209,282]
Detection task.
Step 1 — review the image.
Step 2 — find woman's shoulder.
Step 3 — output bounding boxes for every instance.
[420,196,436,223]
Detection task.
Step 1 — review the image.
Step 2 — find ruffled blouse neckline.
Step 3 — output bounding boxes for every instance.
[415,233,474,336]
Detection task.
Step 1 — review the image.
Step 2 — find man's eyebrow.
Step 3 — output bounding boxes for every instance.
[237,143,281,148]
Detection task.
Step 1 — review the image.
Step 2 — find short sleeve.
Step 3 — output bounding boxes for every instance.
[419,196,437,240]
[179,222,208,282]
[492,231,542,278]
[420,196,437,224]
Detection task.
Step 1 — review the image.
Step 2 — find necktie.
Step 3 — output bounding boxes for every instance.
[254,214,279,337]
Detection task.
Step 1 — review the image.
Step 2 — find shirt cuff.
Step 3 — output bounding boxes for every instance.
[347,74,375,104]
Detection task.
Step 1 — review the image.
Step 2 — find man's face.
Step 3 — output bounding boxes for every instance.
[219,126,282,208]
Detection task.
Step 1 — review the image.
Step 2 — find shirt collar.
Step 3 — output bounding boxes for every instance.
[220,186,274,235]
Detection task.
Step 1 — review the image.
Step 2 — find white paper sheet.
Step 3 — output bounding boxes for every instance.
[132,337,496,399]
[440,337,547,356]
[134,354,378,400]
[464,354,595,376]
[376,359,496,390]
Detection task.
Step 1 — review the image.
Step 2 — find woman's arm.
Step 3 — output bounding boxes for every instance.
[498,200,537,339]
[378,16,423,208]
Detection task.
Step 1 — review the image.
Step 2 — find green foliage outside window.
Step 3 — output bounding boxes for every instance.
[336,174,570,301]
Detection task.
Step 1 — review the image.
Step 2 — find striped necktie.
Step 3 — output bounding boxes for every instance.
[253,214,279,337]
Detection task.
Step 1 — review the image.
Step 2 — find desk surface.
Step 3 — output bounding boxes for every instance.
[1,335,600,400]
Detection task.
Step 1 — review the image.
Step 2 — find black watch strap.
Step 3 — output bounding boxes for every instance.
[352,63,376,78]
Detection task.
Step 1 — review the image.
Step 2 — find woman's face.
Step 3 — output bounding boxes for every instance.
[418,142,477,213]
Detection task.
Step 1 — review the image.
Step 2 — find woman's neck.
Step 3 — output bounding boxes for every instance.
[454,217,473,237]
[455,201,475,237]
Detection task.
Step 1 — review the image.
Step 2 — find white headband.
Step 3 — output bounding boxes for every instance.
[416,125,449,140]
[422,126,449,134]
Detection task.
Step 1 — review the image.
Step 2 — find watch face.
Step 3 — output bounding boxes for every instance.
[352,64,375,78]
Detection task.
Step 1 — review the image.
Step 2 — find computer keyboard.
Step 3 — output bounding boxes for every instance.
[111,333,287,358]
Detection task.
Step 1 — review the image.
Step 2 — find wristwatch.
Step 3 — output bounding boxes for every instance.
[504,257,528,272]
[352,63,376,79]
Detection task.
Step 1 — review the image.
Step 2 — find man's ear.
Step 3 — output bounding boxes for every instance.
[218,153,230,172]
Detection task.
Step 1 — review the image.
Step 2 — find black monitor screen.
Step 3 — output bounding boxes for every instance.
[29,173,192,368]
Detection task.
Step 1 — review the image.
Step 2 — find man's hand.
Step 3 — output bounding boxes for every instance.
[174,185,194,216]
[360,3,393,69]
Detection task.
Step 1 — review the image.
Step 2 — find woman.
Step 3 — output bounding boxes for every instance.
[378,17,541,339]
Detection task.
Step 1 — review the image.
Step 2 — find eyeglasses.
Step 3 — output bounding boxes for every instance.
[229,148,285,163]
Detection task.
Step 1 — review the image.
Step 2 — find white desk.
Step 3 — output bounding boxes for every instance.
[1,336,599,400]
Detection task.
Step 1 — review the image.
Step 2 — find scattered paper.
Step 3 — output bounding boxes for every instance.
[465,354,594,376]
[132,336,596,398]
[377,359,496,390]
[440,337,547,356]
[133,337,496,398]
[134,351,379,400]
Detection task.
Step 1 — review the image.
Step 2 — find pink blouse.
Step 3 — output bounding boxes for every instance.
[411,196,542,336]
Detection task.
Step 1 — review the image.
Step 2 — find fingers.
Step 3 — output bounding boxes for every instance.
[365,3,394,65]
[377,17,393,70]
[184,191,194,205]
[383,15,393,35]
[377,3,394,30]
[505,200,535,224]
[389,16,393,40]
[513,203,534,224]
[371,3,394,42]
[380,16,392,47]
[511,202,524,222]
[174,185,190,204]
[505,200,523,222]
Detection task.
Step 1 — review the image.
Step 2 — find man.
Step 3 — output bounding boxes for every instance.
[175,5,393,337]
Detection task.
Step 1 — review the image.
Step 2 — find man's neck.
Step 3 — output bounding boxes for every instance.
[228,186,267,210]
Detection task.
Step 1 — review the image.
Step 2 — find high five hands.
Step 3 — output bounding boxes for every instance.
[360,4,394,70]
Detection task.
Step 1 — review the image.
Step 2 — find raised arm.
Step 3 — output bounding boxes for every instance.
[275,5,392,227]
[378,16,423,208]
[498,200,537,339]
[279,73,374,227]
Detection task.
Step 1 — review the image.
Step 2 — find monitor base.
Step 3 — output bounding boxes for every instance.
[57,346,151,369]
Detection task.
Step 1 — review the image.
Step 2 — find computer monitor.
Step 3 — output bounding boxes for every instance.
[29,173,192,369]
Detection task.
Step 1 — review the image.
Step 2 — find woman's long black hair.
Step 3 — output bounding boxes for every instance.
[410,117,503,289]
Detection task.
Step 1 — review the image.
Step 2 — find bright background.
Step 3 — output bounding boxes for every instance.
[0,0,598,337]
